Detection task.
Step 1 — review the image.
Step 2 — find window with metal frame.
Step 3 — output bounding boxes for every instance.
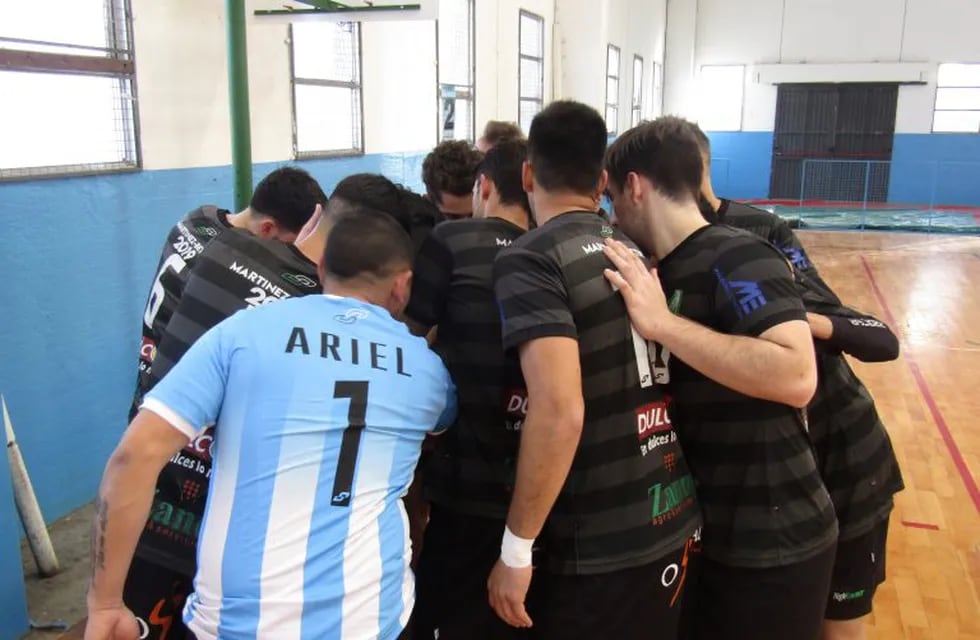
[933,63,980,133]
[438,0,475,142]
[518,10,544,134]
[652,61,664,117]
[605,45,621,134]
[631,54,644,127]
[290,21,363,157]
[0,0,139,180]
[697,65,744,132]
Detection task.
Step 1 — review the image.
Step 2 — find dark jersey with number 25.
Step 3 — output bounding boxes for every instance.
[133,228,320,575]
[494,211,700,576]
[131,206,230,419]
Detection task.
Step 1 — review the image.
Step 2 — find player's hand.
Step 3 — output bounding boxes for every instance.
[295,203,324,245]
[84,606,141,640]
[602,238,671,340]
[487,558,533,628]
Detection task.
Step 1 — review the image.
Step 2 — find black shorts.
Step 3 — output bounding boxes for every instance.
[825,517,889,620]
[123,555,193,640]
[687,543,836,640]
[528,538,696,640]
[412,505,529,640]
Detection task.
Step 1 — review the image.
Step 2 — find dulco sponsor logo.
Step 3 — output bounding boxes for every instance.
[504,388,528,432]
[636,400,676,456]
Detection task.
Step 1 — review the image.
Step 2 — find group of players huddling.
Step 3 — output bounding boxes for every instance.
[85,101,903,640]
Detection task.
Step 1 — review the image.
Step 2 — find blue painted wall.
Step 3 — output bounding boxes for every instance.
[705,131,775,200]
[0,445,29,640]
[889,134,980,207]
[0,151,426,631]
[705,130,980,207]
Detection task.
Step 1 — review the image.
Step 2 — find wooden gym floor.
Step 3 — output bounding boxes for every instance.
[40,230,980,640]
[801,231,980,639]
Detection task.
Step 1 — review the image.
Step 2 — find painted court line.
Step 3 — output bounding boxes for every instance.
[860,256,980,515]
[900,520,941,531]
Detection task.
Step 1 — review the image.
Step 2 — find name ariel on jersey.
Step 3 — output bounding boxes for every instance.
[285,326,413,377]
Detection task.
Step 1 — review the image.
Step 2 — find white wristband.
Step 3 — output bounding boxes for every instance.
[500,525,534,568]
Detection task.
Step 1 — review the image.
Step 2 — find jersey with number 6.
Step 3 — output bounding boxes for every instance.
[493,211,700,576]
[144,295,456,640]
[132,228,320,575]
[131,206,231,419]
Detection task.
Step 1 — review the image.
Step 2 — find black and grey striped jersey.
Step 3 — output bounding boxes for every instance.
[131,206,231,419]
[714,199,834,296]
[792,276,905,540]
[657,224,838,569]
[494,211,699,576]
[149,228,320,385]
[405,217,527,519]
[134,228,319,574]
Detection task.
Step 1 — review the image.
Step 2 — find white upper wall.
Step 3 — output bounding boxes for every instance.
[664,0,980,133]
[133,0,556,171]
[556,0,666,132]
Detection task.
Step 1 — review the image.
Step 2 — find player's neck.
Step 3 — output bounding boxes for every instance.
[648,202,710,261]
[530,190,598,227]
[295,228,326,266]
[487,205,532,230]
[226,208,251,229]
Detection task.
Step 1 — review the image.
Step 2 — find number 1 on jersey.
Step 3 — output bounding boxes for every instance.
[331,381,369,507]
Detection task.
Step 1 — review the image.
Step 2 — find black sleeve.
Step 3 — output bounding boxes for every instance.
[712,236,808,337]
[819,313,900,362]
[769,221,835,293]
[405,229,454,329]
[493,246,576,351]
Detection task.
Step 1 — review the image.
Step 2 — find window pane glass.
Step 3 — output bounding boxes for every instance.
[294,84,359,152]
[606,106,618,133]
[607,78,619,105]
[520,14,543,58]
[0,0,108,50]
[520,58,543,99]
[438,0,472,86]
[697,65,744,131]
[937,63,980,88]
[633,58,643,104]
[292,22,358,81]
[935,87,980,111]
[632,106,642,127]
[607,46,620,76]
[0,71,134,170]
[519,99,540,133]
[933,110,980,133]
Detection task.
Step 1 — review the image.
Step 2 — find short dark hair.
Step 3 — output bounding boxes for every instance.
[250,166,327,232]
[481,120,524,147]
[422,141,483,205]
[687,121,711,158]
[527,100,607,195]
[605,116,703,203]
[327,173,412,234]
[397,189,444,254]
[478,138,531,214]
[322,207,414,282]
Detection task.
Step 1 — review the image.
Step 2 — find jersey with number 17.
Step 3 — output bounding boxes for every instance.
[132,206,231,420]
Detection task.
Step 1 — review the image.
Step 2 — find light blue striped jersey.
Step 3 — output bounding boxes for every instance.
[142,294,456,640]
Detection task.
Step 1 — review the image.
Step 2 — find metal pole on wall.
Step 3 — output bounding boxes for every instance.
[226,0,253,211]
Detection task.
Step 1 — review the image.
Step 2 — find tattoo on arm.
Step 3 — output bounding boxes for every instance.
[90,496,108,581]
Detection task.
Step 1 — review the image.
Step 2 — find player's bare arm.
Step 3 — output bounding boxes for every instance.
[85,411,190,640]
[603,238,817,408]
[487,336,584,629]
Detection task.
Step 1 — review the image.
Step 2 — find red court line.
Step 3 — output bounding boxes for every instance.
[860,256,980,515]
[747,199,980,214]
[900,520,940,531]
